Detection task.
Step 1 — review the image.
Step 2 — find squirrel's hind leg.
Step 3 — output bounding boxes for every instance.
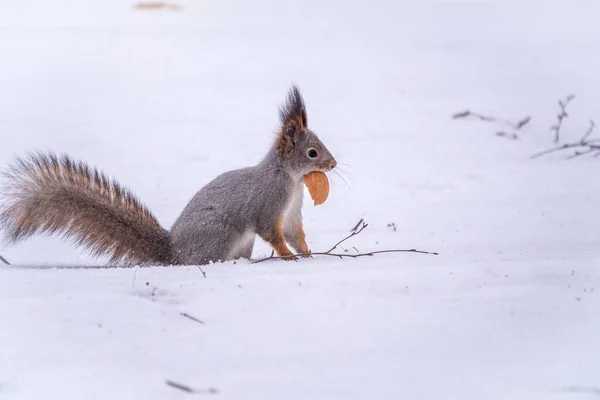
[227,230,255,261]
[171,222,245,265]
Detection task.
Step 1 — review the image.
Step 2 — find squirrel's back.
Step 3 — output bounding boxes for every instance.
[0,152,173,265]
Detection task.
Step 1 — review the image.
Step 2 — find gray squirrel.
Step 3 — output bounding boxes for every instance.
[0,86,337,266]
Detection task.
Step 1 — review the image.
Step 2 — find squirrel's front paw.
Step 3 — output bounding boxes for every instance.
[300,250,312,258]
[282,254,298,261]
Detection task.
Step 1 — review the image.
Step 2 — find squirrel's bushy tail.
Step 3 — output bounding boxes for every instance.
[0,152,173,266]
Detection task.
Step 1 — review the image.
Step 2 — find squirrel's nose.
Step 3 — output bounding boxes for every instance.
[330,159,337,170]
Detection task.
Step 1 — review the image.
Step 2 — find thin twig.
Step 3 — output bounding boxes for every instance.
[566,147,598,159]
[253,248,439,263]
[531,143,583,159]
[196,265,207,278]
[452,110,531,130]
[582,119,596,142]
[550,94,575,143]
[180,312,206,325]
[165,380,219,394]
[567,146,600,159]
[251,221,438,264]
[532,119,598,159]
[452,110,531,140]
[0,255,9,265]
[350,218,364,232]
[326,222,368,253]
[515,116,532,129]
[452,110,495,122]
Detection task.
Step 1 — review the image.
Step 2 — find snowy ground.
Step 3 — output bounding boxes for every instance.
[1,0,600,399]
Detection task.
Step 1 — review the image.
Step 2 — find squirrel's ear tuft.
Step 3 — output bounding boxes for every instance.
[276,85,307,154]
[279,85,307,130]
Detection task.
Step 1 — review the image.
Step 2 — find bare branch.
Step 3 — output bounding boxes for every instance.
[452,110,495,122]
[252,248,439,263]
[531,143,581,159]
[566,148,598,159]
[350,218,364,232]
[251,221,439,264]
[165,380,219,394]
[532,119,598,159]
[515,116,532,129]
[452,110,531,130]
[452,109,531,140]
[326,221,368,253]
[550,94,575,143]
[180,312,206,325]
[582,119,596,142]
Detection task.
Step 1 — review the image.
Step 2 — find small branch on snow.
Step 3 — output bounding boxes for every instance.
[350,218,364,232]
[515,116,532,130]
[251,221,439,264]
[452,110,531,140]
[451,110,532,130]
[180,312,206,325]
[0,255,9,265]
[165,380,219,394]
[582,119,596,142]
[550,94,575,143]
[452,110,494,122]
[531,119,599,159]
[252,249,438,263]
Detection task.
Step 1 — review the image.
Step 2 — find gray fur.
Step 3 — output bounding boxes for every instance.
[0,85,337,266]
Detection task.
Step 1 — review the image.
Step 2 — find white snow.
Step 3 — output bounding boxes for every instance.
[1,0,600,399]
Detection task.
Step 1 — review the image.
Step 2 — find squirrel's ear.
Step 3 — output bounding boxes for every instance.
[277,119,301,154]
[279,85,307,130]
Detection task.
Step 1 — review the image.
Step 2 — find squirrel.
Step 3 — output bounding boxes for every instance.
[0,86,337,266]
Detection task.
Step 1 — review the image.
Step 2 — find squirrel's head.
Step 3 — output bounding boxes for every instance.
[276,85,337,176]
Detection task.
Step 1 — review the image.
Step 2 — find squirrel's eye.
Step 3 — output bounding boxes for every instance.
[308,149,318,158]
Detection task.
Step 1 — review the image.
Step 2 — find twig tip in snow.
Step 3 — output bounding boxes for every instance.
[180,312,206,325]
